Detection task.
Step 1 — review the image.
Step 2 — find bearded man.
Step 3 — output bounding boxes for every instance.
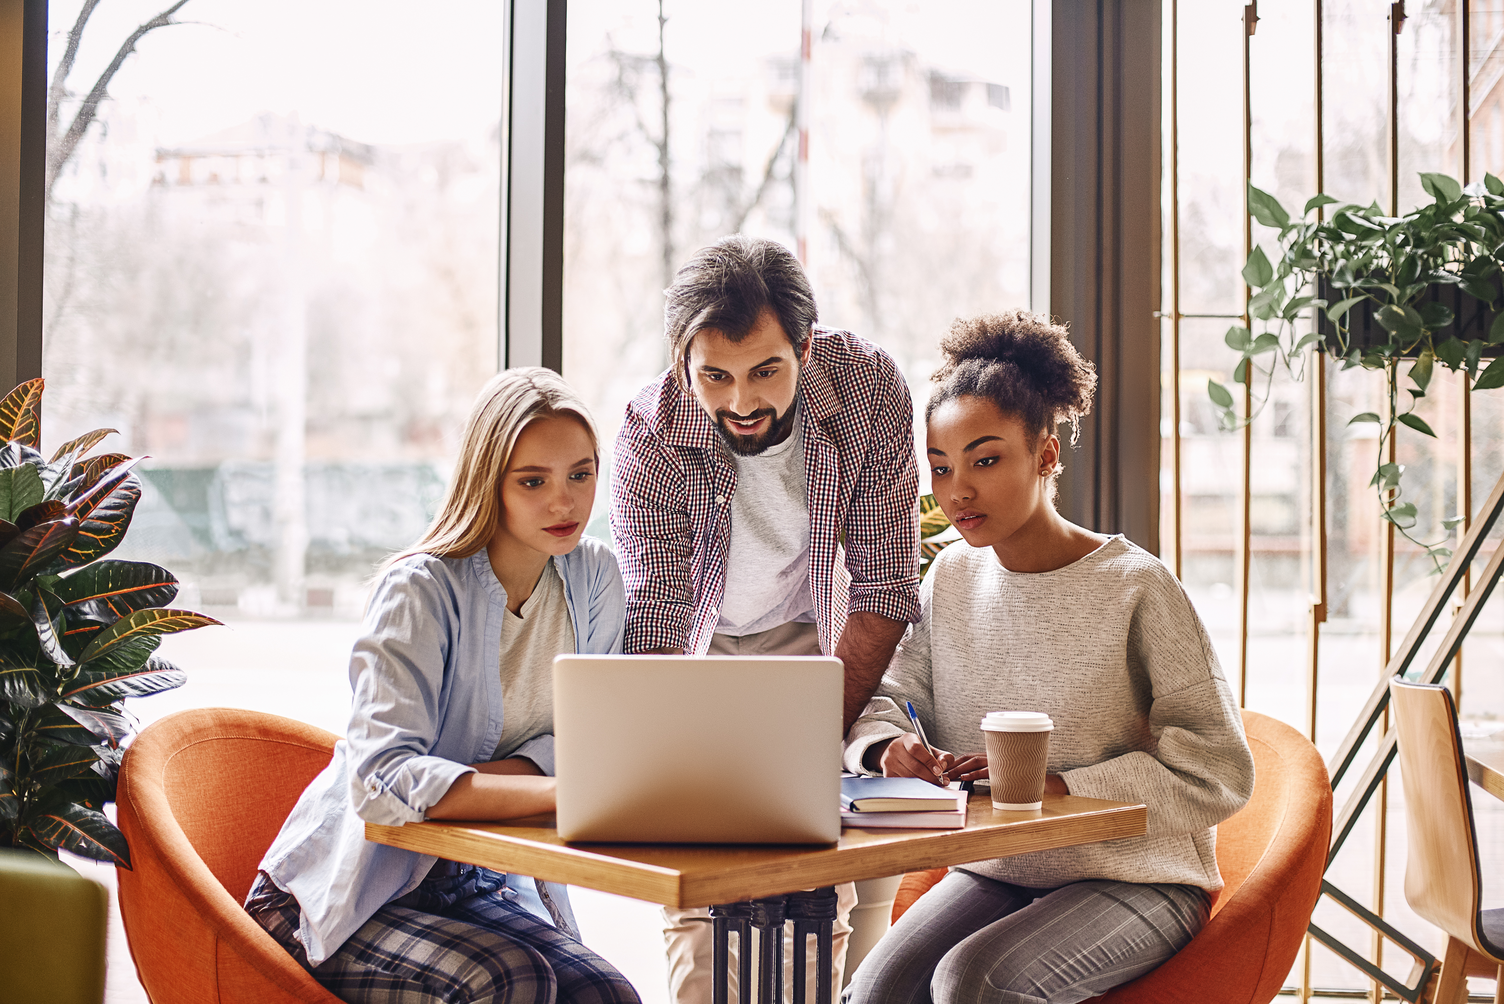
[610,234,920,1004]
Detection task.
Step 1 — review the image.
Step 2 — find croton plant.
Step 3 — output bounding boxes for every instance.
[0,378,219,866]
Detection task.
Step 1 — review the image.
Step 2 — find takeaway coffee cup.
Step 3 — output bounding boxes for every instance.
[981,711,1054,811]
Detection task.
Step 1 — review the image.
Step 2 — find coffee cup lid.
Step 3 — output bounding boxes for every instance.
[981,711,1054,732]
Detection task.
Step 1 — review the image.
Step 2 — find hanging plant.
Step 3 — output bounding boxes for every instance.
[0,378,220,865]
[1208,173,1504,571]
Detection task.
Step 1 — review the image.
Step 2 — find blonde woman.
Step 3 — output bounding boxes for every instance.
[245,369,639,1004]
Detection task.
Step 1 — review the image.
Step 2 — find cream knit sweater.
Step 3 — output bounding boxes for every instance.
[844,535,1255,891]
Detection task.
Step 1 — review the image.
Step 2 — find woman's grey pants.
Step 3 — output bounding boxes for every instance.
[843,869,1210,1004]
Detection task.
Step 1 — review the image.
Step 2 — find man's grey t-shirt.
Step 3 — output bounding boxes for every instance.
[715,405,815,636]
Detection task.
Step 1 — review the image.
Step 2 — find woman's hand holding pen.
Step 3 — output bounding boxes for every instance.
[879,734,953,785]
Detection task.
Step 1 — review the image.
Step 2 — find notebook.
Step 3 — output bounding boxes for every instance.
[841,776,967,812]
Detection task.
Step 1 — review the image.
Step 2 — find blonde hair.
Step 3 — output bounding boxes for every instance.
[388,367,599,567]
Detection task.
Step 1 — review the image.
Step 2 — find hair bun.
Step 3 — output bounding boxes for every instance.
[930,310,1097,443]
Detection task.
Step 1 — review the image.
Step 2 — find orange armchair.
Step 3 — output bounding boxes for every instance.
[114,707,345,1004]
[890,710,1332,1004]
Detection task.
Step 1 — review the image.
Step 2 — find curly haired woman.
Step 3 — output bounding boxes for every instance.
[843,312,1255,1004]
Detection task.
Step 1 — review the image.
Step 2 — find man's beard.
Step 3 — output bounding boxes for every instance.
[714,402,798,456]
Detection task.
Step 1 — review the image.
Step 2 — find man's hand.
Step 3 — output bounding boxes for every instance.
[836,611,909,733]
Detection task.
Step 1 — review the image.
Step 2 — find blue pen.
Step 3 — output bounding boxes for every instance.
[905,700,946,783]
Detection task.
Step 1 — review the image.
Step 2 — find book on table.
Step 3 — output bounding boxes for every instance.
[839,776,968,829]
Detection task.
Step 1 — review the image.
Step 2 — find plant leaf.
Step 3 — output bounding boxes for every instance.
[1383,501,1419,529]
[1375,304,1424,340]
[29,706,102,746]
[0,465,45,525]
[0,517,79,592]
[1409,352,1435,394]
[14,499,65,530]
[1304,193,1338,215]
[67,454,129,497]
[1233,358,1250,384]
[1348,412,1382,425]
[59,474,139,567]
[1250,332,1281,354]
[0,648,49,708]
[30,590,72,668]
[1417,301,1455,330]
[1488,172,1504,196]
[1475,356,1504,391]
[1397,412,1438,437]
[1467,338,1485,376]
[919,507,951,539]
[0,589,29,628]
[1420,172,1464,204]
[1208,380,1234,408]
[0,761,17,822]
[57,704,132,745]
[25,740,100,787]
[77,608,221,664]
[1329,296,1365,323]
[1242,246,1274,288]
[52,560,179,623]
[48,429,116,465]
[1435,336,1466,371]
[1224,326,1252,351]
[1247,183,1290,229]
[0,378,44,448]
[26,798,130,867]
[63,649,184,703]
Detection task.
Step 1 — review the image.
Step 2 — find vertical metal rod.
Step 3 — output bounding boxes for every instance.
[1239,1,1258,708]
[1456,380,1472,707]
[1372,7,1404,996]
[1309,350,1328,748]
[1455,0,1473,711]
[1304,6,1326,997]
[1170,0,1183,582]
[795,0,812,265]
[713,914,730,1004]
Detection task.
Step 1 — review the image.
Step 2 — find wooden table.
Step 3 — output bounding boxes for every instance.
[1465,735,1504,801]
[367,791,1145,908]
[367,792,1145,1004]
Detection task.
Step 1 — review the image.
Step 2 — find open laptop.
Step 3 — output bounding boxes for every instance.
[553,654,843,844]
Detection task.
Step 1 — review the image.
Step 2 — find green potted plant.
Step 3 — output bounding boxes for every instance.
[0,378,219,865]
[1208,172,1504,569]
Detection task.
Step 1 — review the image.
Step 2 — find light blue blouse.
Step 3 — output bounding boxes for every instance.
[256,538,626,966]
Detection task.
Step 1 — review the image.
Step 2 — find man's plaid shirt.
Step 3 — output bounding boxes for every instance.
[610,326,921,655]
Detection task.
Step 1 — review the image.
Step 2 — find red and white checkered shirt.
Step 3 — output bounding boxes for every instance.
[610,326,921,655]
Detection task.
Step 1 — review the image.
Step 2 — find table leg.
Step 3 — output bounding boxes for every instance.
[710,902,754,1004]
[750,896,788,1004]
[712,912,730,1004]
[709,889,837,1004]
[787,887,839,1004]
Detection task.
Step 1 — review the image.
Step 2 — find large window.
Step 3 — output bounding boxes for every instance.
[44,0,504,629]
[1165,1,1504,995]
[41,4,509,999]
[563,0,1033,510]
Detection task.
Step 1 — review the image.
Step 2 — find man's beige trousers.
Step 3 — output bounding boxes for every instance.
[660,622,856,1004]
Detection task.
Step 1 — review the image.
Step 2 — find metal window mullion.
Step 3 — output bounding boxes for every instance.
[1304,6,1326,996]
[1455,1,1473,712]
[503,0,566,373]
[1169,0,1182,582]
[1239,1,1256,709]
